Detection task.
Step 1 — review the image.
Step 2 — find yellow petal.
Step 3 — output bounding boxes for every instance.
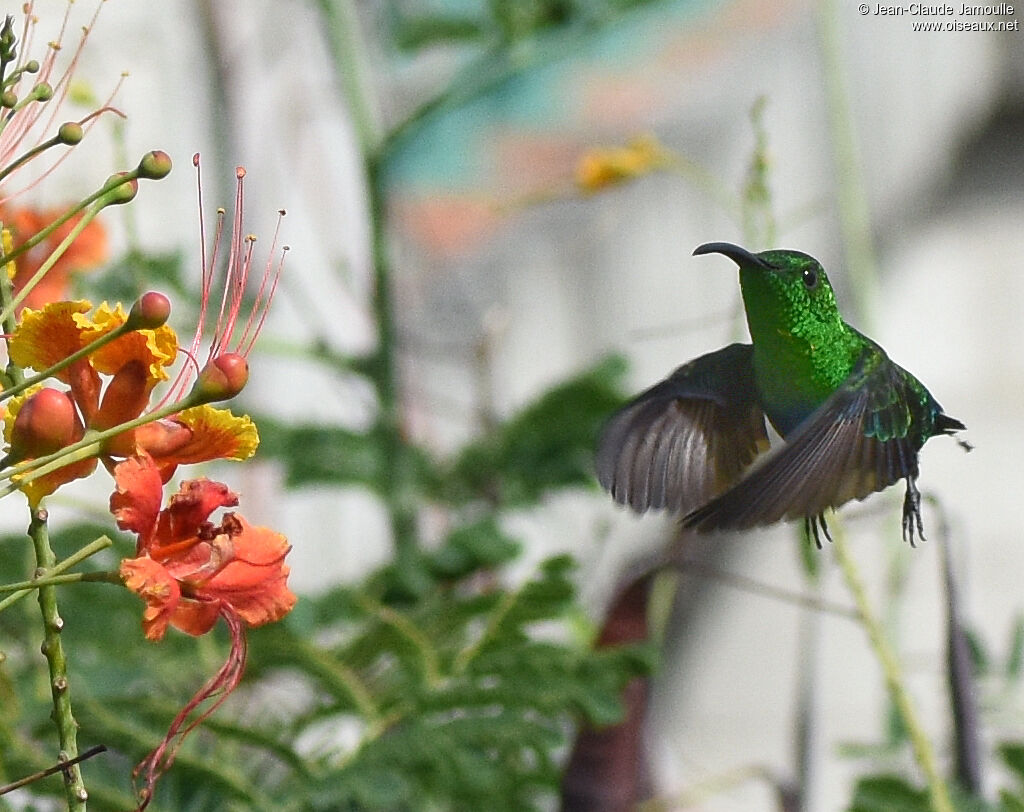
[8,300,92,374]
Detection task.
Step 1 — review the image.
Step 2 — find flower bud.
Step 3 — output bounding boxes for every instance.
[1,90,15,108]
[32,82,53,103]
[8,388,77,461]
[126,291,171,330]
[194,354,249,403]
[23,59,39,74]
[137,150,172,180]
[100,172,138,206]
[57,122,84,145]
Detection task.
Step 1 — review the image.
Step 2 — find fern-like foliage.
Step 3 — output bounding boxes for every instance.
[0,517,651,810]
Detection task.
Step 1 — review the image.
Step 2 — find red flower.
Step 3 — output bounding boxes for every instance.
[111,454,295,808]
[114,455,295,640]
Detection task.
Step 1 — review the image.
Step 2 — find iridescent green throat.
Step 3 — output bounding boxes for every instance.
[738,260,864,436]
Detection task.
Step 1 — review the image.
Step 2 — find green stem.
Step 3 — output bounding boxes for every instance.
[0,318,136,403]
[0,386,207,499]
[1,202,103,321]
[28,508,88,810]
[314,0,421,579]
[366,157,421,578]
[831,526,952,812]
[0,171,139,325]
[358,593,441,686]
[816,0,878,325]
[313,0,382,156]
[0,230,22,391]
[0,535,113,616]
[0,569,118,595]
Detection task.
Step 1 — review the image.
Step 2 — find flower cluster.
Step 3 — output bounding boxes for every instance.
[0,6,295,807]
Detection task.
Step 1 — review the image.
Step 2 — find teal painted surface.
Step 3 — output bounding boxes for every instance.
[382,0,717,188]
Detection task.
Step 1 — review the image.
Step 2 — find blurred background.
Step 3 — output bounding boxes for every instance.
[3,0,1023,809]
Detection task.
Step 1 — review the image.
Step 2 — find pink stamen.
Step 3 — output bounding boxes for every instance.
[209,167,248,358]
[236,211,287,355]
[163,158,286,405]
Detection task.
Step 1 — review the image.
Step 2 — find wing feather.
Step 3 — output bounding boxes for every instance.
[596,343,769,515]
[683,350,927,532]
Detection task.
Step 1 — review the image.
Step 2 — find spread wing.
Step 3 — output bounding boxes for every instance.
[682,348,934,533]
[596,343,770,514]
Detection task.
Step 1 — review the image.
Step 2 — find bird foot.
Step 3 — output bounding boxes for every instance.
[804,513,832,550]
[902,477,925,546]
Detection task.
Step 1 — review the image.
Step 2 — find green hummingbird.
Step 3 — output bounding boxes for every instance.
[596,242,967,546]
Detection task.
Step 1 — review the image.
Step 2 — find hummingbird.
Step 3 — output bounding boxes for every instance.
[596,242,967,546]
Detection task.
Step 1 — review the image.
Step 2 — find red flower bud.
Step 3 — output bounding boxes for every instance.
[8,388,77,461]
[195,354,249,403]
[126,291,172,330]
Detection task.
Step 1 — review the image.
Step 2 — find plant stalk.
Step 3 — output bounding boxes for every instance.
[831,526,952,812]
[28,507,89,810]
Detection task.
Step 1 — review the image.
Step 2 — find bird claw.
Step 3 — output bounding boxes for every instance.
[804,513,832,549]
[902,477,925,546]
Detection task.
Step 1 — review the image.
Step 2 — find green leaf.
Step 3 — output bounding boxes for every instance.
[999,790,1024,812]
[848,775,930,812]
[254,417,386,489]
[1002,743,1024,786]
[430,516,521,579]
[392,13,486,50]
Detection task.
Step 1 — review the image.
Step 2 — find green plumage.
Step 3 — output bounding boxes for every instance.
[596,242,966,544]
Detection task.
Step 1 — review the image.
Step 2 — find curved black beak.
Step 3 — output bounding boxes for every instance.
[693,241,775,270]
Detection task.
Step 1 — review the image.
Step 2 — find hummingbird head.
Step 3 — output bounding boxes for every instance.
[693,242,845,344]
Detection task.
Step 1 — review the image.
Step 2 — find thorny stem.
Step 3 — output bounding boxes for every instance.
[831,525,953,812]
[28,508,89,810]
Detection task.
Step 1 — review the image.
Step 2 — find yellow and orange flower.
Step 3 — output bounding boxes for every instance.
[2,299,259,502]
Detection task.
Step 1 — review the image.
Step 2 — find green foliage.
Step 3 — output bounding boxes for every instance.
[385,0,668,51]
[254,354,628,509]
[0,517,651,811]
[445,355,628,506]
[848,776,1001,812]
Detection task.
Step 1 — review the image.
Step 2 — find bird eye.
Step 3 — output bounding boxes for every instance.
[802,269,818,289]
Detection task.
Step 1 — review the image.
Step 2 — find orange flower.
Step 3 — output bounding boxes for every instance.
[113,454,295,641]
[3,205,109,311]
[112,453,296,808]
